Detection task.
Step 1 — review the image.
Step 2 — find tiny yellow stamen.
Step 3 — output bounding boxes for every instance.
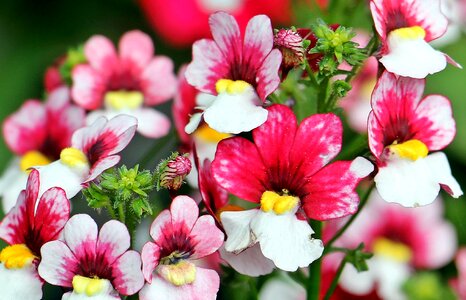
[0,244,37,269]
[389,139,428,161]
[194,124,231,143]
[373,237,413,263]
[391,26,426,40]
[215,79,251,95]
[159,261,196,286]
[60,147,89,167]
[104,91,144,110]
[260,191,300,215]
[19,151,51,173]
[72,275,107,296]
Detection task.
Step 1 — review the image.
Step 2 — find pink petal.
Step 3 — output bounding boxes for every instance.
[186,39,230,94]
[141,56,177,106]
[119,30,154,71]
[148,210,172,243]
[2,100,47,155]
[212,137,267,203]
[198,159,229,221]
[85,155,121,183]
[190,215,224,259]
[84,35,118,75]
[71,65,106,110]
[38,241,80,287]
[302,158,373,220]
[63,214,98,262]
[209,12,242,67]
[45,86,70,112]
[111,250,144,295]
[256,49,282,100]
[290,113,343,177]
[130,108,170,139]
[172,65,197,145]
[141,242,160,283]
[367,111,385,160]
[170,195,199,231]
[97,220,130,265]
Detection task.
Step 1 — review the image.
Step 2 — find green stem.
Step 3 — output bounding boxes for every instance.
[105,203,116,219]
[307,220,322,300]
[323,257,347,300]
[317,77,330,113]
[325,184,374,252]
[289,269,308,287]
[336,134,368,161]
[118,203,125,224]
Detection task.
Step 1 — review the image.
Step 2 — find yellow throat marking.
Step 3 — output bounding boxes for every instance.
[72,275,108,296]
[194,124,231,143]
[261,190,299,215]
[60,147,89,167]
[373,237,413,263]
[389,139,428,161]
[159,260,196,286]
[391,26,426,40]
[0,244,37,269]
[215,79,251,95]
[104,90,144,110]
[20,151,51,173]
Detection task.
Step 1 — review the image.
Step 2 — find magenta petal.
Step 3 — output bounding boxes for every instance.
[141,242,160,283]
[141,56,177,106]
[38,240,80,287]
[71,65,106,110]
[111,250,144,295]
[85,155,121,183]
[209,12,242,66]
[119,30,154,71]
[368,111,385,159]
[290,113,342,177]
[84,35,118,75]
[170,196,199,231]
[96,220,130,265]
[190,215,224,259]
[256,49,282,100]
[63,214,98,262]
[212,137,267,203]
[149,210,172,243]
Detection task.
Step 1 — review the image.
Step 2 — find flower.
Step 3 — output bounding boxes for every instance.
[370,0,460,78]
[0,87,85,212]
[274,29,306,73]
[38,214,144,299]
[450,248,466,299]
[0,169,70,299]
[368,71,462,207]
[140,195,224,300]
[71,30,176,138]
[212,104,374,271]
[139,0,291,47]
[185,12,282,134]
[34,114,137,200]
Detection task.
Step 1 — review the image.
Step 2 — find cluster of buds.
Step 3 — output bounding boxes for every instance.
[154,152,192,191]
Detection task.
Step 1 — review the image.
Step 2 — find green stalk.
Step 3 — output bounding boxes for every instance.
[307,220,322,300]
[323,257,347,300]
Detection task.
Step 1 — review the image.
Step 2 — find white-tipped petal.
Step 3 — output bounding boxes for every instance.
[221,209,257,253]
[425,152,463,198]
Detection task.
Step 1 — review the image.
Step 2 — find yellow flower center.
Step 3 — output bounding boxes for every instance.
[104,90,144,110]
[194,124,231,143]
[388,139,428,161]
[373,237,413,263]
[60,147,89,167]
[391,26,426,40]
[215,79,251,95]
[260,190,300,215]
[72,275,108,296]
[159,260,197,286]
[19,151,51,173]
[0,244,37,269]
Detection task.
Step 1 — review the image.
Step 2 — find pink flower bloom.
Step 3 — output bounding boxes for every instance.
[450,248,466,299]
[72,30,176,138]
[0,170,70,299]
[370,0,460,78]
[139,0,291,47]
[38,214,144,299]
[140,196,224,300]
[368,71,462,207]
[185,12,282,134]
[34,114,137,200]
[212,104,374,271]
[0,87,85,212]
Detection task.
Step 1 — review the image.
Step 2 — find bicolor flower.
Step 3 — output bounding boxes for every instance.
[324,192,457,299]
[34,114,137,200]
[368,71,462,207]
[140,196,224,300]
[0,170,70,299]
[0,87,85,212]
[212,104,374,271]
[72,30,176,138]
[450,248,466,299]
[38,214,144,299]
[185,12,282,134]
[370,0,460,78]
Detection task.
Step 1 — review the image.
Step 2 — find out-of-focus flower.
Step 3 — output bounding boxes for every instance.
[0,170,70,299]
[139,0,291,47]
[185,12,282,134]
[155,152,192,191]
[34,115,137,200]
[140,196,224,300]
[450,248,466,299]
[368,71,462,207]
[212,104,374,271]
[324,192,457,299]
[72,30,176,138]
[0,87,85,212]
[39,214,144,299]
[259,273,306,300]
[370,0,460,78]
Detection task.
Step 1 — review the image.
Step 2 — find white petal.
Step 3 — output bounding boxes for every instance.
[259,274,306,300]
[195,92,216,107]
[63,280,119,300]
[380,33,447,78]
[339,261,376,295]
[250,211,324,271]
[0,158,28,213]
[185,113,203,134]
[203,89,268,134]
[425,152,463,198]
[372,256,411,300]
[0,263,42,300]
[221,209,258,253]
[219,244,275,277]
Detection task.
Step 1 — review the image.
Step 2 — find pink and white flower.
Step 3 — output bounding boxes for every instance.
[185,12,282,134]
[368,71,462,207]
[38,214,144,299]
[0,169,70,299]
[72,30,176,138]
[0,87,85,212]
[370,0,460,78]
[140,195,224,300]
[212,104,374,271]
[34,114,137,200]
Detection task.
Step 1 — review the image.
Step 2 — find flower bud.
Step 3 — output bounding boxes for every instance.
[274,29,306,71]
[156,153,192,191]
